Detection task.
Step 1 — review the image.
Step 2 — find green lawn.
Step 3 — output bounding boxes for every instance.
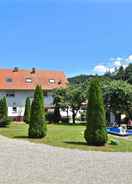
[0,122,132,152]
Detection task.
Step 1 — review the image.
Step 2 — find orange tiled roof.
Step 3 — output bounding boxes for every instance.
[0,68,68,90]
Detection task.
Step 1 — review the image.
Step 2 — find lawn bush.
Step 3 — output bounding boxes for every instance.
[84,79,108,146]
[28,85,47,138]
[24,97,31,124]
[0,97,10,127]
[109,139,119,145]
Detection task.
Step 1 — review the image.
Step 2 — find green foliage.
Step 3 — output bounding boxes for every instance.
[2,96,8,119]
[68,75,94,85]
[115,66,126,80]
[0,96,10,127]
[55,73,132,124]
[68,74,111,85]
[66,84,86,124]
[53,84,86,124]
[28,85,47,138]
[84,79,108,146]
[107,63,132,84]
[53,88,65,123]
[109,139,119,145]
[24,97,31,124]
[101,80,132,119]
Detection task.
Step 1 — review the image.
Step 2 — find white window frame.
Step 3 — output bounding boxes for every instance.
[48,79,55,84]
[25,78,32,83]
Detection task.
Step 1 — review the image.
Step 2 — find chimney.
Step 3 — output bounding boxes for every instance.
[31,67,36,74]
[58,80,62,85]
[13,67,19,72]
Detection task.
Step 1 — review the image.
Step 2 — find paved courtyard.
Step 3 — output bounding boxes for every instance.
[0,135,132,184]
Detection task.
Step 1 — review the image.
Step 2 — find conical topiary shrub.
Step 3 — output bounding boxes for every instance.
[84,79,108,146]
[24,97,31,124]
[0,96,9,127]
[28,85,47,138]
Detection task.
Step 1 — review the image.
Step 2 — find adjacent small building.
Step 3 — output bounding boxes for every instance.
[0,67,68,120]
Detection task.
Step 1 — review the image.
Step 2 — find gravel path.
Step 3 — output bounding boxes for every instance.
[0,135,132,184]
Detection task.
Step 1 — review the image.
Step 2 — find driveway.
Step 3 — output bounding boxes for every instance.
[0,135,131,184]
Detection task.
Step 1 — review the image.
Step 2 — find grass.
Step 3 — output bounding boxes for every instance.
[0,122,132,152]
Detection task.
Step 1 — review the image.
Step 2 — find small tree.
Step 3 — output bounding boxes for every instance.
[24,97,31,124]
[52,88,70,123]
[0,97,9,127]
[84,79,108,146]
[28,85,47,138]
[53,88,66,123]
[66,85,85,124]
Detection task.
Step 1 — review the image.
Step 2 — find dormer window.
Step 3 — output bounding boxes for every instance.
[6,77,13,83]
[25,78,32,83]
[49,79,55,84]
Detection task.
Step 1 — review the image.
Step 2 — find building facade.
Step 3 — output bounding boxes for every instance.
[0,68,68,120]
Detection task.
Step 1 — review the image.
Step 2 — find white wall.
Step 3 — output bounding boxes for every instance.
[0,90,54,117]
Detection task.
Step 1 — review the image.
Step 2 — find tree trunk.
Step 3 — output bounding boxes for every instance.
[66,107,69,123]
[115,113,121,126]
[72,110,76,124]
[54,106,61,123]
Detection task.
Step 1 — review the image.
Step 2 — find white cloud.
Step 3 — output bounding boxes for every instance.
[94,65,107,74]
[110,57,123,62]
[93,54,132,75]
[94,65,115,75]
[109,67,115,73]
[113,61,121,68]
[122,64,128,69]
[128,55,132,61]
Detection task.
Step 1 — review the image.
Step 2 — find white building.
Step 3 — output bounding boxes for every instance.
[0,67,68,120]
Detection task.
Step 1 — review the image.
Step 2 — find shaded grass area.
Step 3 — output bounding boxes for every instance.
[0,122,132,152]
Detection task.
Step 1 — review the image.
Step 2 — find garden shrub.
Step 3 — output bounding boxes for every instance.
[84,79,108,146]
[28,85,47,138]
[0,97,10,127]
[109,139,119,145]
[24,97,31,124]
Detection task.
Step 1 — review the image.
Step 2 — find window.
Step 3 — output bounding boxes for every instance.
[6,93,15,97]
[25,78,32,83]
[49,79,55,84]
[6,77,13,83]
[12,103,17,113]
[12,107,17,113]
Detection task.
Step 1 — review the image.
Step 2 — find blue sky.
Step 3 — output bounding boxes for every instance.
[0,0,132,77]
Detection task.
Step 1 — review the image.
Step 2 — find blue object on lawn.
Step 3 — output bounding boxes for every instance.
[107,127,132,136]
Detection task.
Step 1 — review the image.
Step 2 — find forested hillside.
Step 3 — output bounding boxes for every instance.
[68,64,132,85]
